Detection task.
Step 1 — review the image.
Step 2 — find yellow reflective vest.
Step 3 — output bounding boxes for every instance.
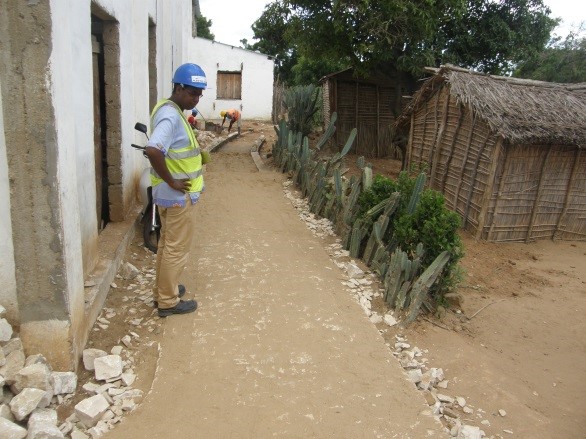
[149,99,203,193]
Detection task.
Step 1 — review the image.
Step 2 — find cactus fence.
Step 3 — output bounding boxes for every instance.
[272,113,451,325]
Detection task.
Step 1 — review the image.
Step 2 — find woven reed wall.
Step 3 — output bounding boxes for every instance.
[486,145,586,242]
[407,85,586,242]
[272,79,286,124]
[409,87,499,236]
[333,80,397,158]
[322,82,331,129]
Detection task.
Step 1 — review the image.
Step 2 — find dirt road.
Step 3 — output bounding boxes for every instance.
[102,133,446,438]
[76,124,585,439]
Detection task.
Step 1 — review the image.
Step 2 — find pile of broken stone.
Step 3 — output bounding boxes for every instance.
[0,304,141,439]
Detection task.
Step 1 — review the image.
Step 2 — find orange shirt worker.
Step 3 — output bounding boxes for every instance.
[220,109,241,134]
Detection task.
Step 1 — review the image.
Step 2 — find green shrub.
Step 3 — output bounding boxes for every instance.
[355,171,464,297]
[356,174,397,219]
[393,189,464,296]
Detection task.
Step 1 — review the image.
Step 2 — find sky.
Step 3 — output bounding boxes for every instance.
[198,0,585,48]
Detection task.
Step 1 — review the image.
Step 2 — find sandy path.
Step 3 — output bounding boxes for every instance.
[105,137,446,438]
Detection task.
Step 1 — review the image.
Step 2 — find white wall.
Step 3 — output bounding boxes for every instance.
[190,38,274,121]
[0,78,19,322]
[49,0,87,323]
[0,0,197,366]
[46,0,191,323]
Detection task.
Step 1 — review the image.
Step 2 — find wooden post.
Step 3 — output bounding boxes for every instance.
[487,143,510,241]
[526,145,553,242]
[334,79,339,151]
[474,136,502,239]
[406,113,415,170]
[452,110,477,207]
[429,89,451,188]
[355,81,359,154]
[376,85,380,158]
[440,103,465,192]
[554,148,581,239]
[425,90,442,165]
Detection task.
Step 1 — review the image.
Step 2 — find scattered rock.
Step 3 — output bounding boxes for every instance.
[11,363,53,395]
[120,262,140,280]
[437,393,455,404]
[458,425,482,439]
[94,355,123,381]
[498,409,507,417]
[52,372,77,395]
[384,314,398,327]
[1,348,26,385]
[0,318,13,342]
[74,394,110,428]
[9,388,46,421]
[442,407,459,418]
[346,263,364,279]
[82,349,108,372]
[0,416,27,438]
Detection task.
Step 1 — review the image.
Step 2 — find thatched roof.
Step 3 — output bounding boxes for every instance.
[403,65,586,146]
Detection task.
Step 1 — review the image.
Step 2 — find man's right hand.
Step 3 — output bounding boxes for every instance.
[169,178,191,193]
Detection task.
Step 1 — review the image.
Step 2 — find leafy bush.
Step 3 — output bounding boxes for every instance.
[394,189,464,295]
[356,171,418,220]
[356,172,464,297]
[356,174,397,219]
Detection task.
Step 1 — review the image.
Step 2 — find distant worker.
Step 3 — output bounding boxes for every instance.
[187,108,198,129]
[220,109,241,135]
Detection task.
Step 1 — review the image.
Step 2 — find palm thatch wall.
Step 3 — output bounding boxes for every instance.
[401,65,586,242]
[320,68,416,158]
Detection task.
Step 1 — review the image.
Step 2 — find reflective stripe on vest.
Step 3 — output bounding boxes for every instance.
[149,99,203,193]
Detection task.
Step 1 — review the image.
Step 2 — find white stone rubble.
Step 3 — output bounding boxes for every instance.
[0,416,27,438]
[74,394,110,428]
[93,355,123,381]
[82,349,107,372]
[0,318,14,342]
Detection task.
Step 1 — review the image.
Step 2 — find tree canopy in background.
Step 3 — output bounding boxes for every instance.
[514,28,586,83]
[244,0,558,85]
[196,15,214,40]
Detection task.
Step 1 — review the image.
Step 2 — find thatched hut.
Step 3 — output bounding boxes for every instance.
[320,67,416,158]
[400,65,586,242]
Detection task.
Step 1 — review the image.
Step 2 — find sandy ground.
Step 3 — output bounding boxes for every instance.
[64,122,586,438]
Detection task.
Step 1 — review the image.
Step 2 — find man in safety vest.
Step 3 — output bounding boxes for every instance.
[144,63,207,317]
[220,109,241,135]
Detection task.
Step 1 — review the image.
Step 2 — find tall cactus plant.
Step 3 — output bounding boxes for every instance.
[283,84,321,137]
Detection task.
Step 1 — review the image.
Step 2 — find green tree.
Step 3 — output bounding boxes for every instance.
[436,0,558,74]
[240,3,298,82]
[196,15,214,40]
[514,27,586,82]
[250,0,557,82]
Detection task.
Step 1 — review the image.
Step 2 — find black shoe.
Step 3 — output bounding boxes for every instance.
[153,284,186,308]
[158,299,198,317]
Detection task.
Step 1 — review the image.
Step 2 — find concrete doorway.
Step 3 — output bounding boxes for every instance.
[91,19,108,233]
[148,18,157,112]
[90,4,122,237]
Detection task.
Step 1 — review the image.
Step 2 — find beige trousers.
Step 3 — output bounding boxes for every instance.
[155,201,196,309]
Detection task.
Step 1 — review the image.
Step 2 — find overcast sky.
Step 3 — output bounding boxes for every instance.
[198,0,585,48]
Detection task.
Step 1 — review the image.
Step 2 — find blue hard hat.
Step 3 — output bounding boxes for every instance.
[172,63,207,89]
[191,108,199,116]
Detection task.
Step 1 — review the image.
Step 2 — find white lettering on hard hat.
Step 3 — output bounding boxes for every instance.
[191,75,206,83]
